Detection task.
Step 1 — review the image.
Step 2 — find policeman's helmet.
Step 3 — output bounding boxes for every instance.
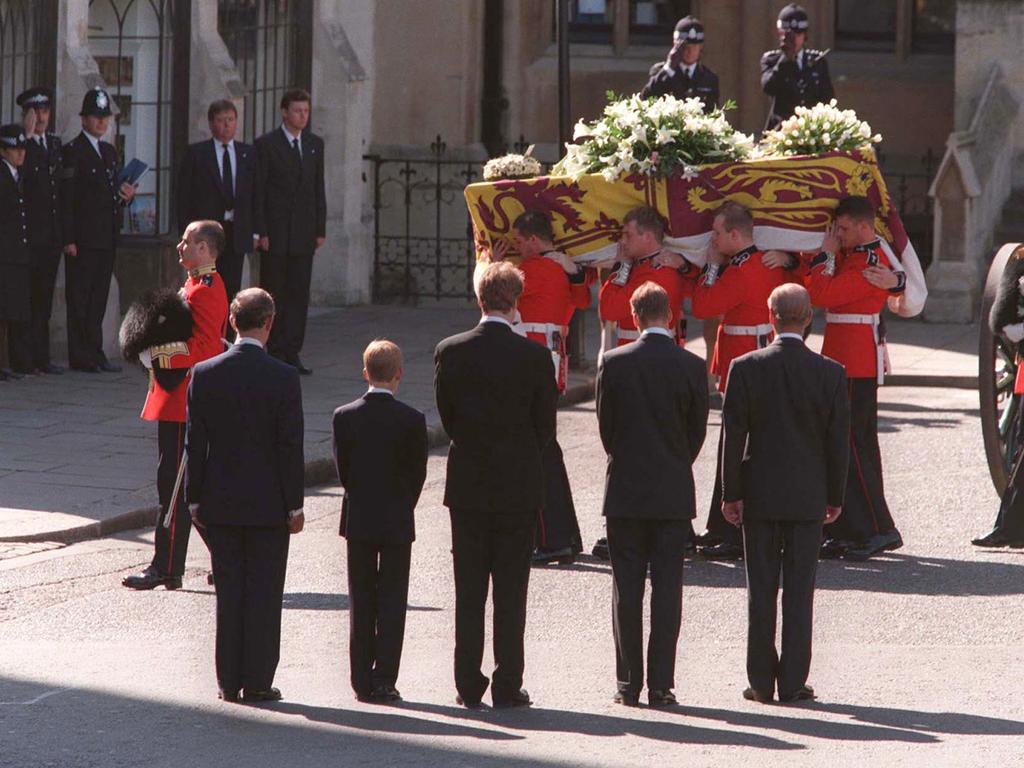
[673,15,705,43]
[777,3,810,31]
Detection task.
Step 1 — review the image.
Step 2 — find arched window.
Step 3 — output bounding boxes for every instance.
[0,0,56,124]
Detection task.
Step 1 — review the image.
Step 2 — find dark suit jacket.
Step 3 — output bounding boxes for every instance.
[760,48,834,131]
[434,320,558,514]
[186,342,305,526]
[21,134,62,250]
[60,132,122,249]
[332,392,428,543]
[176,138,257,252]
[639,62,719,113]
[597,331,709,520]
[254,127,326,254]
[0,165,30,267]
[722,336,850,521]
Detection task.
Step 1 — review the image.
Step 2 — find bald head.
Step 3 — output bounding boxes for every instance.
[768,283,812,334]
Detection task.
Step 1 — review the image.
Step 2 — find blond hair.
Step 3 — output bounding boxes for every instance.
[363,339,403,382]
[476,261,524,312]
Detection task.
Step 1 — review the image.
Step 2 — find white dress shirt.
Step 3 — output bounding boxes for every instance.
[281,125,302,157]
[234,336,264,348]
[3,159,17,183]
[83,131,102,156]
[776,332,804,342]
[479,314,514,329]
[641,326,673,339]
[366,386,394,396]
[214,139,237,220]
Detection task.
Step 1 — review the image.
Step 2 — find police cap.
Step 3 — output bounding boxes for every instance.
[0,124,28,149]
[777,3,810,31]
[16,86,53,110]
[80,86,113,117]
[673,15,705,43]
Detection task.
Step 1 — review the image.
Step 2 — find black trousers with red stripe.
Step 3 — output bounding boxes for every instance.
[536,439,583,552]
[825,378,895,544]
[987,403,1024,539]
[152,420,208,577]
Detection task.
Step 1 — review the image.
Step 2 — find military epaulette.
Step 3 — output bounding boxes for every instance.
[151,341,190,368]
[804,48,828,65]
[731,245,757,267]
[852,239,882,253]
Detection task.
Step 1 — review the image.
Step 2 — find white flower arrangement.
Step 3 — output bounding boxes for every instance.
[552,92,754,182]
[760,99,882,157]
[482,147,543,181]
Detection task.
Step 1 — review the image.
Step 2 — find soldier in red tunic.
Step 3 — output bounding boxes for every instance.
[807,196,905,561]
[481,209,591,564]
[123,220,229,590]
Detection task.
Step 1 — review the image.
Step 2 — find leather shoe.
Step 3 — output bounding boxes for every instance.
[613,689,640,707]
[207,572,215,585]
[694,530,721,547]
[122,567,181,591]
[371,684,402,703]
[218,688,239,703]
[493,688,531,709]
[648,689,677,707]
[71,363,100,373]
[591,537,610,561]
[242,687,282,702]
[778,685,815,703]
[532,546,575,565]
[683,539,697,557]
[455,693,483,709]
[40,364,64,375]
[971,531,1024,548]
[743,687,773,704]
[819,538,849,559]
[843,530,903,561]
[289,357,313,375]
[700,542,744,561]
[98,360,122,373]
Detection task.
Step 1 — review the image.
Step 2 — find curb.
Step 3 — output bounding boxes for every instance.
[5,373,599,547]
[886,374,978,390]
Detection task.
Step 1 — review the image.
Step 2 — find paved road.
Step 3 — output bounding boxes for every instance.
[2,386,1022,767]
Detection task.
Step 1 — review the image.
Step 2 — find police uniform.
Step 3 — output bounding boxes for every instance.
[61,87,126,372]
[13,87,63,374]
[123,264,228,589]
[639,16,720,113]
[760,4,834,131]
[807,239,902,558]
[516,252,591,562]
[691,245,790,555]
[599,253,695,348]
[0,125,32,380]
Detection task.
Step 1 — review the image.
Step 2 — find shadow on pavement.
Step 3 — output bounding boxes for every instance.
[280,591,442,612]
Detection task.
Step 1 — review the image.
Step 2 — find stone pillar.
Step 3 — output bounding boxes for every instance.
[188,2,245,143]
[308,0,373,305]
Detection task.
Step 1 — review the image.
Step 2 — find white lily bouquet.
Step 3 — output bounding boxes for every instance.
[483,146,543,181]
[761,99,882,157]
[552,92,754,182]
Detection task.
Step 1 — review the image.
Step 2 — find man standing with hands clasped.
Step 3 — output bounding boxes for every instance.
[721,284,849,704]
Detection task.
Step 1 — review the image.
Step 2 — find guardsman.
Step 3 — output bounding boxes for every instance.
[12,87,64,375]
[807,196,905,561]
[61,86,136,373]
[0,125,31,382]
[760,4,834,131]
[639,15,720,113]
[599,206,695,350]
[483,209,590,565]
[122,220,229,591]
[684,203,791,560]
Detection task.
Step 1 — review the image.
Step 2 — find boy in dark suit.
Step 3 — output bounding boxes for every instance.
[332,339,428,703]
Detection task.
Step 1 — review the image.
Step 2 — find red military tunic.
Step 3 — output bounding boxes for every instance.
[692,245,787,392]
[517,253,591,392]
[599,253,694,347]
[140,265,229,422]
[807,240,891,380]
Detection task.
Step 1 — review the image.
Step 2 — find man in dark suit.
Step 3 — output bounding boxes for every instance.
[434,261,558,709]
[11,87,63,375]
[176,100,258,311]
[597,281,708,708]
[254,88,326,375]
[721,283,849,704]
[186,287,305,703]
[639,15,719,113]
[333,339,428,704]
[61,87,136,373]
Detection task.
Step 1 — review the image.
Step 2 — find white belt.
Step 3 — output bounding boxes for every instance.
[722,323,772,336]
[825,313,879,325]
[518,322,567,338]
[825,312,887,385]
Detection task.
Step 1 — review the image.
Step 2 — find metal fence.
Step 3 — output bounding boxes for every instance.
[878,147,939,272]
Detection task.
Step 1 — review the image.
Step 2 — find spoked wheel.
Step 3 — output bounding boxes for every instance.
[979,243,1024,494]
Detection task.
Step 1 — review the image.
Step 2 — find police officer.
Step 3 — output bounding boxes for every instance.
[0,125,31,382]
[640,15,720,113]
[760,4,834,131]
[12,87,64,375]
[61,87,136,373]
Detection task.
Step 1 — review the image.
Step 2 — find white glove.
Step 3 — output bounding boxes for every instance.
[1004,323,1024,343]
[139,348,153,369]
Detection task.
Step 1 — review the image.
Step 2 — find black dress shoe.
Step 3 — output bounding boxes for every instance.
[242,687,282,702]
[493,688,531,709]
[218,688,239,703]
[694,531,721,547]
[98,360,122,373]
[683,539,697,557]
[778,685,815,703]
[819,538,849,560]
[972,531,1024,548]
[71,363,100,373]
[700,542,744,561]
[289,357,313,375]
[455,693,483,709]
[844,530,903,561]
[207,572,215,585]
[532,546,575,565]
[613,689,640,707]
[591,537,610,561]
[122,567,182,591]
[40,364,64,375]
[371,684,402,703]
[743,687,773,704]
[648,689,678,707]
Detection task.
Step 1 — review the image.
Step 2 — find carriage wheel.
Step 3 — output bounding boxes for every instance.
[979,243,1024,494]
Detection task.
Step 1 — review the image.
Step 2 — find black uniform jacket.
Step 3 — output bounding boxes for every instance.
[21,134,62,249]
[254,128,326,255]
[176,138,258,253]
[640,61,720,113]
[760,47,834,131]
[597,332,709,520]
[0,163,31,267]
[721,337,849,521]
[61,132,122,249]
[333,393,428,543]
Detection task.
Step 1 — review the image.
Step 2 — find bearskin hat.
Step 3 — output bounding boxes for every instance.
[119,288,193,365]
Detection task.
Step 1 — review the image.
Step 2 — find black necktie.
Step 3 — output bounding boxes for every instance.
[291,137,301,162]
[221,143,234,209]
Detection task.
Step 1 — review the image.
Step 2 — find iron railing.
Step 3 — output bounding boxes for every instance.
[878,147,938,272]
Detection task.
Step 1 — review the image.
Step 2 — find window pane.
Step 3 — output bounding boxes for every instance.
[835,0,896,52]
[912,0,955,54]
[630,0,691,44]
[567,0,612,43]
[0,1,50,124]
